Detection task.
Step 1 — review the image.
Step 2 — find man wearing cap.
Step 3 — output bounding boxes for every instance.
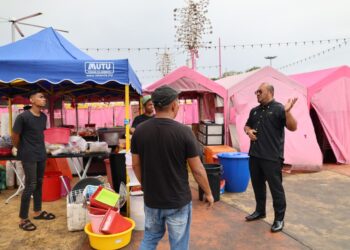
[131,85,214,250]
[130,95,154,134]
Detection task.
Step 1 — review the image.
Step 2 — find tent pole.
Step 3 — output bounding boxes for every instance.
[49,96,55,127]
[125,85,130,151]
[125,84,131,218]
[8,98,12,135]
[75,100,79,132]
[112,104,115,127]
[60,98,63,126]
[139,96,142,114]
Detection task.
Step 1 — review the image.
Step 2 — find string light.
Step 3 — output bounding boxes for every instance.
[80,37,350,53]
[279,41,348,70]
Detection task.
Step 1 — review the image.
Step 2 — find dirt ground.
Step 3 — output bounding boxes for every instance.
[0,164,349,250]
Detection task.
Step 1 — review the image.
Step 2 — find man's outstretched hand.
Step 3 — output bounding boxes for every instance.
[284,98,298,112]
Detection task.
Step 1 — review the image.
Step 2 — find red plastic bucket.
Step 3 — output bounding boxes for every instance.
[42,171,62,202]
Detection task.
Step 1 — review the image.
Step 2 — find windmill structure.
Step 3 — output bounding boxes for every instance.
[174,0,213,70]
[0,12,68,42]
[157,49,174,76]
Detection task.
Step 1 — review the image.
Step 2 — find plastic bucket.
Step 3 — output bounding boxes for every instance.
[44,127,71,144]
[217,152,250,192]
[88,212,106,234]
[42,171,62,201]
[85,220,135,250]
[88,205,109,215]
[198,164,223,202]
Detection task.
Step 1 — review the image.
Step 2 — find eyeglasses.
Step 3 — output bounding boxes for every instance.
[254,90,262,95]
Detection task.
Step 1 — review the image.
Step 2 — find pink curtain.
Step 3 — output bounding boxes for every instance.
[174,101,199,125]
[200,93,216,121]
[62,106,133,128]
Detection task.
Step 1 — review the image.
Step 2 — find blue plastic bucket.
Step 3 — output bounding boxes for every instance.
[217,152,250,192]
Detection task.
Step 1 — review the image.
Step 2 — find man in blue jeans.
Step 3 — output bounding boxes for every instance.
[132,85,214,250]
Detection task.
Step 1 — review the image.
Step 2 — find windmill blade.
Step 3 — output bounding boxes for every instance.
[0,17,10,21]
[13,23,25,37]
[17,22,69,33]
[14,12,42,22]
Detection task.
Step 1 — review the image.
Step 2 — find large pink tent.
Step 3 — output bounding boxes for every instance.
[290,65,350,164]
[217,66,322,170]
[145,66,228,142]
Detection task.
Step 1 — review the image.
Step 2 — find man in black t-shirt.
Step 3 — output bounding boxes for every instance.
[244,83,297,233]
[12,90,56,231]
[130,95,154,134]
[131,85,213,250]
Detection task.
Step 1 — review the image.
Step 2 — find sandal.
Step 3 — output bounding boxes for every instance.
[33,211,56,220]
[19,219,37,231]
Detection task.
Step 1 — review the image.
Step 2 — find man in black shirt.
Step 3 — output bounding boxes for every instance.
[130,95,154,134]
[244,83,297,233]
[131,85,213,250]
[12,90,55,231]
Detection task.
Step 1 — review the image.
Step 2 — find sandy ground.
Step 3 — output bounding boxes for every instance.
[0,164,349,250]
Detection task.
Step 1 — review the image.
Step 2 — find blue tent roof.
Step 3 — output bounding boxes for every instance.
[0,28,142,96]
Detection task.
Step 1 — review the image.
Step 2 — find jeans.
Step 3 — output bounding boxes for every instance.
[19,161,46,219]
[139,202,192,250]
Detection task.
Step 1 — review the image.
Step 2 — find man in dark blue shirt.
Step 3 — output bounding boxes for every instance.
[244,83,297,233]
[12,90,55,231]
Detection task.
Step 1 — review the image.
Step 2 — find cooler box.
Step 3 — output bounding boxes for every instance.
[204,145,236,163]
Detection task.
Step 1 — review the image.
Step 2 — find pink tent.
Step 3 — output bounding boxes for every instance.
[145,66,228,142]
[217,66,322,170]
[290,65,350,164]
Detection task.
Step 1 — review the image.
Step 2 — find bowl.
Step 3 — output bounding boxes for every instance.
[84,219,135,250]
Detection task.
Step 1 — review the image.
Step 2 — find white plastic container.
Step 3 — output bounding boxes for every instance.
[215,96,224,107]
[215,113,224,124]
[130,194,145,231]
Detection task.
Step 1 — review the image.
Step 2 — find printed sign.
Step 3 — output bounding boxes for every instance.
[85,62,114,77]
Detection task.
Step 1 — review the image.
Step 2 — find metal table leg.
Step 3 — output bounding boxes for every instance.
[5,161,25,204]
[81,157,92,179]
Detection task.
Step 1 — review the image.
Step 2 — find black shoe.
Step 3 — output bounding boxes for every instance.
[245,211,266,221]
[271,220,284,232]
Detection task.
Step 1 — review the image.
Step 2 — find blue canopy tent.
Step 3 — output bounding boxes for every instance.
[0,28,142,148]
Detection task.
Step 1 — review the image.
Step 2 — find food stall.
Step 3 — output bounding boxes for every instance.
[0,28,142,204]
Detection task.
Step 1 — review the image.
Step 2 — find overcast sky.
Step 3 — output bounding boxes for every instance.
[1,0,350,86]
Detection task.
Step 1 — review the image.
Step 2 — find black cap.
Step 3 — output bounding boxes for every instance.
[151,85,179,107]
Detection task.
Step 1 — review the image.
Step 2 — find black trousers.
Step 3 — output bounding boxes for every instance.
[249,156,286,221]
[19,160,46,219]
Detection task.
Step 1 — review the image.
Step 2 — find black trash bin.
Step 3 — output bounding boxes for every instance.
[199,163,223,202]
[109,152,126,214]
